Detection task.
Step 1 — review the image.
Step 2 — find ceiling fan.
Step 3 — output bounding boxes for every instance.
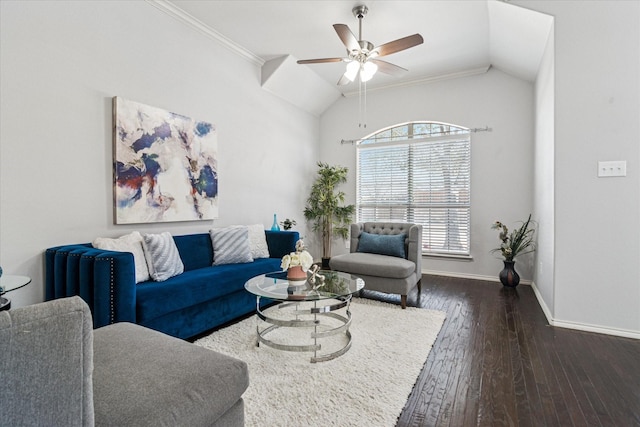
[297,5,424,85]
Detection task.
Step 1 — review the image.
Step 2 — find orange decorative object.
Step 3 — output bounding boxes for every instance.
[287,266,307,282]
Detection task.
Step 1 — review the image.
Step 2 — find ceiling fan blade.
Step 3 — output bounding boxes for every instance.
[333,24,360,52]
[297,58,345,64]
[370,59,408,76]
[373,34,424,57]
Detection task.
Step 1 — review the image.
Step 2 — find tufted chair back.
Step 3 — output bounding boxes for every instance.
[350,222,422,274]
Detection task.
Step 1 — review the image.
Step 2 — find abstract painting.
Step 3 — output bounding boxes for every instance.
[113,97,218,224]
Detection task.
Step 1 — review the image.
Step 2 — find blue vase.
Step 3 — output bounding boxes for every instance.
[271,214,280,231]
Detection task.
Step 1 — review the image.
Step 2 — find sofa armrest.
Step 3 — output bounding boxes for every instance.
[45,245,137,328]
[264,230,299,259]
[0,297,94,426]
[350,223,364,253]
[406,224,423,275]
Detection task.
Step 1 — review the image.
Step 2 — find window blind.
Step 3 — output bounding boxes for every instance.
[356,125,471,255]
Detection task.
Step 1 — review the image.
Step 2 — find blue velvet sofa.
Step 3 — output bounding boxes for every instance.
[45,230,298,339]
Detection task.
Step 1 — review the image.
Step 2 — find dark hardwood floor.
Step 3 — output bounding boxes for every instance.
[361,275,640,427]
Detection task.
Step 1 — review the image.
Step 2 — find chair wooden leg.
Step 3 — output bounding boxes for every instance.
[417,279,422,293]
[401,295,407,309]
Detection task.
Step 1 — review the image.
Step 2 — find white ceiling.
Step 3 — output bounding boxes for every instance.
[157,0,553,113]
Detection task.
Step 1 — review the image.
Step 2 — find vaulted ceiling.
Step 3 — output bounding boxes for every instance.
[156,0,553,114]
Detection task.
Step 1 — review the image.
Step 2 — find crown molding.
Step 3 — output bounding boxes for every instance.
[145,0,264,67]
[342,65,491,97]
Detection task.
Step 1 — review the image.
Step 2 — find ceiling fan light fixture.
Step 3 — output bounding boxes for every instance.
[345,61,360,81]
[360,61,378,82]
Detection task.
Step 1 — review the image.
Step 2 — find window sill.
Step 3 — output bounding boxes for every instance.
[422,253,474,261]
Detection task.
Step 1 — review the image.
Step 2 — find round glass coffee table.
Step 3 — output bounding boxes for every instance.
[244,270,364,363]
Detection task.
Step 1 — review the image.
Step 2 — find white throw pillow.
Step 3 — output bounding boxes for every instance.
[247,224,270,259]
[209,226,254,265]
[141,232,184,282]
[92,231,150,283]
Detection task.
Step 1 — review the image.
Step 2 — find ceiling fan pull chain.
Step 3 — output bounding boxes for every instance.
[358,78,368,128]
[358,78,362,128]
[363,80,367,128]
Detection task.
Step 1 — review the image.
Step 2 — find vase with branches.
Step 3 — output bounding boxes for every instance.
[304,162,355,268]
[491,214,536,287]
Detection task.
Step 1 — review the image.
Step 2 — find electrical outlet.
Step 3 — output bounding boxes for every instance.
[598,160,626,177]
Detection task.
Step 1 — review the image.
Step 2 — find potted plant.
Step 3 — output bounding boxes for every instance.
[280,218,296,230]
[491,214,536,287]
[304,162,355,268]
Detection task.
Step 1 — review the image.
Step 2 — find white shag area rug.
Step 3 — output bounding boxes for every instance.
[194,298,446,427]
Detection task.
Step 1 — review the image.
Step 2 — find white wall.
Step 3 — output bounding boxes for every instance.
[520,0,640,337]
[319,68,536,281]
[0,0,319,307]
[532,24,555,317]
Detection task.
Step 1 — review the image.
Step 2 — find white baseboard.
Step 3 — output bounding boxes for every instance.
[550,319,640,340]
[530,280,554,323]
[422,272,639,340]
[422,269,532,285]
[530,281,640,340]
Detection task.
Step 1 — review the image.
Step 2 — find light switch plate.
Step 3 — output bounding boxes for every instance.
[598,160,627,177]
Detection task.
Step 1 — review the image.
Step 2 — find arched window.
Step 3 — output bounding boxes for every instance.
[356,121,471,256]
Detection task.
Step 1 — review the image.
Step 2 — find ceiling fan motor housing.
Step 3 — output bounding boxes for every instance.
[353,41,375,59]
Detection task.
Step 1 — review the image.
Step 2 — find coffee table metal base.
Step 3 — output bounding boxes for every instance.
[255,295,353,363]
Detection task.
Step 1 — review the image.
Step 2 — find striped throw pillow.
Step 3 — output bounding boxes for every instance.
[142,232,184,281]
[210,226,254,265]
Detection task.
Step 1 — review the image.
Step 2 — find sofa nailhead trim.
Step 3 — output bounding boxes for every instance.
[109,258,114,324]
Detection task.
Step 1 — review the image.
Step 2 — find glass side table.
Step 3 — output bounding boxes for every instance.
[0,275,32,310]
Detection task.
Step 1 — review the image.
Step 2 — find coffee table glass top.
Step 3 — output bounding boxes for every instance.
[245,270,364,302]
[0,275,31,295]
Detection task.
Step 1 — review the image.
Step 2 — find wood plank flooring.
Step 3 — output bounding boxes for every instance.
[361,275,640,427]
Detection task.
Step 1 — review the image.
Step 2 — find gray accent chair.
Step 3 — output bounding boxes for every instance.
[329,222,423,309]
[0,296,248,426]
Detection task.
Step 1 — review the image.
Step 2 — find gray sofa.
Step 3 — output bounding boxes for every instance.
[0,296,248,426]
[329,222,423,308]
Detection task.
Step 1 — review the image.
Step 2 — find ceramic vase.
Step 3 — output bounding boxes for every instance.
[287,265,307,282]
[499,260,520,287]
